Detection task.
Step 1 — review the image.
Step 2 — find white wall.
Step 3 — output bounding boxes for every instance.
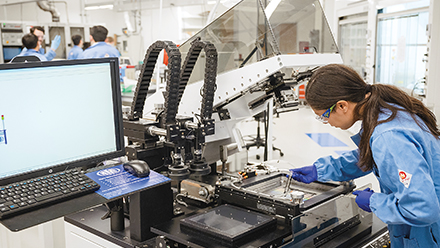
[426,0,440,119]
[84,8,125,36]
[0,1,83,23]
[82,4,208,63]
[0,1,215,64]
[0,1,191,64]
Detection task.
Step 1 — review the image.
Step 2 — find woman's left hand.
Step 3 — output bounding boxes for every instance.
[352,188,374,212]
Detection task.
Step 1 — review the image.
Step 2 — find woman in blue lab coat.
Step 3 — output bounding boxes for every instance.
[291,64,440,247]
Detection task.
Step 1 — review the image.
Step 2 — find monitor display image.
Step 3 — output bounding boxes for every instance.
[3,47,22,61]
[0,58,124,185]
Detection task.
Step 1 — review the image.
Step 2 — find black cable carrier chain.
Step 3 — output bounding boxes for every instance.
[128,38,217,126]
[178,38,218,121]
[128,40,181,125]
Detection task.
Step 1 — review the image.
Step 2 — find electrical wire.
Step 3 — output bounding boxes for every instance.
[175,193,188,207]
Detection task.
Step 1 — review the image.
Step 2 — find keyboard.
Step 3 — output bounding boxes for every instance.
[0,168,100,219]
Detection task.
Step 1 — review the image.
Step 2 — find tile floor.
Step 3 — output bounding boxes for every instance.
[236,104,380,192]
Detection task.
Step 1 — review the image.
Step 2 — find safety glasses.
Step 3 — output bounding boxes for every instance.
[315,103,336,123]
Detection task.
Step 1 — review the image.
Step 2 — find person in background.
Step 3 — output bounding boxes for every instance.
[13,33,47,61]
[67,35,83,60]
[79,26,119,59]
[105,36,121,56]
[82,42,91,51]
[289,64,440,248]
[105,36,115,46]
[18,26,60,61]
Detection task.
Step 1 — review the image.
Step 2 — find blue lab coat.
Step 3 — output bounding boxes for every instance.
[79,42,120,59]
[13,49,47,61]
[19,47,55,61]
[314,106,440,248]
[67,45,83,60]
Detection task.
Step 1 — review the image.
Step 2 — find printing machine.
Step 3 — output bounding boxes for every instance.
[65,0,390,247]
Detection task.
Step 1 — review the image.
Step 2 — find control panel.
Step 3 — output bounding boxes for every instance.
[362,230,390,248]
[0,23,24,63]
[2,33,22,46]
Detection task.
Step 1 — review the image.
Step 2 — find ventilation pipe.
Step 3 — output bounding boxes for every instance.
[37,0,61,22]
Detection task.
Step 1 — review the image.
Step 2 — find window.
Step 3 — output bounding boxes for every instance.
[339,20,367,79]
[375,9,428,90]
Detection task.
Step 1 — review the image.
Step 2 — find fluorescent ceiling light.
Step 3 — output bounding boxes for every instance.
[85,4,114,10]
[207,0,238,5]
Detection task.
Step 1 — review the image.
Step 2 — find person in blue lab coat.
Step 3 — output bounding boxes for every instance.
[18,26,60,61]
[79,25,119,59]
[67,35,83,60]
[105,36,121,56]
[13,33,47,61]
[290,64,440,248]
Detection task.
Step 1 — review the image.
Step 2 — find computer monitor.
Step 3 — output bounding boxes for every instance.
[3,47,22,61]
[0,58,125,186]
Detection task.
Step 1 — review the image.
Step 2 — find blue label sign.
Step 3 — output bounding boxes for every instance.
[86,164,171,199]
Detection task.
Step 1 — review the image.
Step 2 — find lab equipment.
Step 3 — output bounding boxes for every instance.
[179,204,277,247]
[2,47,22,61]
[62,0,389,247]
[217,172,354,218]
[1,23,23,63]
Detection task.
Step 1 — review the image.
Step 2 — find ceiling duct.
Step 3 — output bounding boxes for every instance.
[37,0,60,22]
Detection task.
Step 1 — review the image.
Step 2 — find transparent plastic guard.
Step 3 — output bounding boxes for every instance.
[180,204,276,244]
[290,196,373,245]
[179,0,339,84]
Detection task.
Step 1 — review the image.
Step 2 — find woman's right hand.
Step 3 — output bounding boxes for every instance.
[289,165,318,184]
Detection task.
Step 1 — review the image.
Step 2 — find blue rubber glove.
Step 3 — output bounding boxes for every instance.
[289,165,318,184]
[352,188,374,212]
[50,35,61,50]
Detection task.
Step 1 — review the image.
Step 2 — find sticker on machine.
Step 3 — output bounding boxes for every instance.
[398,170,412,188]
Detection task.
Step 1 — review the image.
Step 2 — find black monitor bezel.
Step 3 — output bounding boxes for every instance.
[0,58,125,186]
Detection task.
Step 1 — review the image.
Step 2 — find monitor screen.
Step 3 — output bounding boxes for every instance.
[3,47,22,61]
[0,58,125,185]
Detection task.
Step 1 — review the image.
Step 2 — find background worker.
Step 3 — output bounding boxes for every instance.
[19,26,60,61]
[82,42,91,51]
[80,26,119,59]
[105,36,115,46]
[105,36,121,56]
[67,35,83,60]
[13,33,47,61]
[289,64,440,248]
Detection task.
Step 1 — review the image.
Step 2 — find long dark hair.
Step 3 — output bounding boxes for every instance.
[305,64,440,171]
